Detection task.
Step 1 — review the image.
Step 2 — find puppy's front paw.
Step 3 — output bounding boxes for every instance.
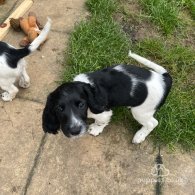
[88,124,104,136]
[132,130,147,144]
[1,92,13,101]
[19,78,30,88]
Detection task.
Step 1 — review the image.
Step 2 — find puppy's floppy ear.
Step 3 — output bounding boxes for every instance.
[42,94,60,134]
[82,83,108,114]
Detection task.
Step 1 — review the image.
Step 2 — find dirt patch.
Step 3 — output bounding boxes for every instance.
[115,0,195,49]
[114,0,160,43]
[177,9,195,49]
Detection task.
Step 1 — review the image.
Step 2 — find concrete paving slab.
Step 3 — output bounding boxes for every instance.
[163,151,195,194]
[25,125,155,195]
[0,100,44,195]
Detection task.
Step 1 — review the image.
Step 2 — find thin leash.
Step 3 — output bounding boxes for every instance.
[155,137,163,195]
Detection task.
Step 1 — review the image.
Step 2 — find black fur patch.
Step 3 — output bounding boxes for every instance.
[86,65,149,108]
[156,72,172,109]
[0,41,30,68]
[121,64,152,80]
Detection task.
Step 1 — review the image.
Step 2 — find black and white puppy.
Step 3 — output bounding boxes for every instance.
[0,18,51,101]
[42,51,172,144]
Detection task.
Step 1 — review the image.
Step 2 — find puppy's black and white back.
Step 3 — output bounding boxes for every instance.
[0,18,51,101]
[74,56,172,111]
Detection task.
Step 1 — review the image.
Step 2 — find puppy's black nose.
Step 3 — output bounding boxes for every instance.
[70,127,81,136]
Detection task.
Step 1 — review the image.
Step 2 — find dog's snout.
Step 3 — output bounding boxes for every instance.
[61,122,87,137]
[70,127,82,136]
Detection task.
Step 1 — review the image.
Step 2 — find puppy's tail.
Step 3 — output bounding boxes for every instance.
[13,18,51,59]
[28,17,51,52]
[128,50,167,74]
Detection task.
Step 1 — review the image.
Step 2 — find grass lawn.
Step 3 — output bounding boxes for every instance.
[63,0,195,150]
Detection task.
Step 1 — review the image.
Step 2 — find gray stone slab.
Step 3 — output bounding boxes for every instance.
[25,125,156,195]
[0,100,44,195]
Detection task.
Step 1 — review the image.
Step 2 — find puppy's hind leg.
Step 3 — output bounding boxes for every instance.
[1,84,19,101]
[131,108,158,144]
[88,110,113,136]
[19,67,30,89]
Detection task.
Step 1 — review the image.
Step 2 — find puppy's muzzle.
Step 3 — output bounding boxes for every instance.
[61,124,87,137]
[70,126,82,136]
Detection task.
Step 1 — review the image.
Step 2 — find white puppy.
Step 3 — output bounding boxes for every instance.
[0,18,51,101]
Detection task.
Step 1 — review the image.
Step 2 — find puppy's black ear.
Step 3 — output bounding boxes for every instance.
[82,83,108,114]
[42,94,60,134]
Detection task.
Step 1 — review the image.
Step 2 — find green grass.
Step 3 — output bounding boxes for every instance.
[179,0,195,19]
[139,0,181,35]
[63,0,195,150]
[63,17,130,81]
[139,0,195,34]
[154,86,195,150]
[132,39,195,73]
[86,0,118,17]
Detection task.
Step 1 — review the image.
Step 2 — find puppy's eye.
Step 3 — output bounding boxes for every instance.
[78,102,86,109]
[56,105,64,112]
